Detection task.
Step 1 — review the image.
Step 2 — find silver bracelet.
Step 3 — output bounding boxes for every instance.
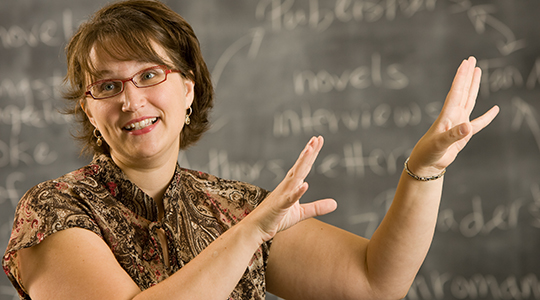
[404,157,446,181]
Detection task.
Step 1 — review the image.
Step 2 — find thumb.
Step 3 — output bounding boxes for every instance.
[442,122,471,146]
[300,199,338,220]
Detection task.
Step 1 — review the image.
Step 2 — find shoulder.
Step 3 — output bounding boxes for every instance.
[3,165,105,299]
[8,165,104,253]
[17,163,103,210]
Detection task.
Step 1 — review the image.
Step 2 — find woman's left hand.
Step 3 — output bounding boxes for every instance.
[407,56,500,177]
[244,136,337,243]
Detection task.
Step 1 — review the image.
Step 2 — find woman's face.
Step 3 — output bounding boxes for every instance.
[83,42,194,167]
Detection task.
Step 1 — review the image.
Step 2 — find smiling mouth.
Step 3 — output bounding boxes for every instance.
[124,117,158,131]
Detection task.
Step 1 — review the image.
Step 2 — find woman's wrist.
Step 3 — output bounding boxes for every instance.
[404,157,446,181]
[236,212,273,248]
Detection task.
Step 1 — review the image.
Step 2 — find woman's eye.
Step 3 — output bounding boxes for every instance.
[141,71,157,81]
[100,82,117,91]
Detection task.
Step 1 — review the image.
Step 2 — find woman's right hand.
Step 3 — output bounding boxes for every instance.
[244,136,337,243]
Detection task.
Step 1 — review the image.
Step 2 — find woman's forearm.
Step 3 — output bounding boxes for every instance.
[365,170,444,298]
[133,221,263,300]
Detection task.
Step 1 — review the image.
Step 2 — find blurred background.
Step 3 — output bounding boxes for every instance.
[1,0,539,299]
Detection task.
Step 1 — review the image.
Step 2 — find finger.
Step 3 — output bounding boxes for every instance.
[444,57,475,110]
[464,67,482,114]
[299,198,337,220]
[460,56,477,107]
[436,105,499,150]
[271,137,320,207]
[301,136,323,173]
[289,181,309,205]
[282,136,323,188]
[291,136,321,179]
[470,105,500,135]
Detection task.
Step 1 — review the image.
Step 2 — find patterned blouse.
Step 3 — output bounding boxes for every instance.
[2,154,271,300]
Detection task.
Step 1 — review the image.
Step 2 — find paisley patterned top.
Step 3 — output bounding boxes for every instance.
[2,154,271,300]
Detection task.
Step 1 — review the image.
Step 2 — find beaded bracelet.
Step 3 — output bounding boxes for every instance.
[404,157,446,181]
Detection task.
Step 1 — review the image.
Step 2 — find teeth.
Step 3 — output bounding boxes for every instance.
[125,117,157,131]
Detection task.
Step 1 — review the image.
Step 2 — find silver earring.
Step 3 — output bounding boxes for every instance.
[93,128,103,146]
[185,107,192,125]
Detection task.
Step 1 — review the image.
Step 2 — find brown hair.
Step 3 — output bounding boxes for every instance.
[63,0,214,155]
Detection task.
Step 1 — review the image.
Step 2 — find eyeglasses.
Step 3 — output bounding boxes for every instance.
[85,65,181,100]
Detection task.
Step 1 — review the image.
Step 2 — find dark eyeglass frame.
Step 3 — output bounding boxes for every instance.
[85,65,181,100]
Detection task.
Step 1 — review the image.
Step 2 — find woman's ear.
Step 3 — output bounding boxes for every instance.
[184,79,195,109]
[80,99,97,127]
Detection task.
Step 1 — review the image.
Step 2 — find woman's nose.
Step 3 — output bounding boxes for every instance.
[121,81,146,112]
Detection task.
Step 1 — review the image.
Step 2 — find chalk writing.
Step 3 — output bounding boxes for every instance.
[526,58,540,90]
[348,183,540,239]
[306,0,530,57]
[339,141,409,177]
[293,53,409,95]
[256,0,334,32]
[179,150,268,183]
[0,21,61,48]
[0,73,64,102]
[211,27,265,89]
[0,9,75,49]
[407,271,540,300]
[273,101,435,137]
[180,141,412,184]
[256,0,438,32]
[438,196,523,238]
[0,136,57,168]
[511,97,540,153]
[0,103,70,136]
[440,183,540,237]
[0,172,25,208]
[335,0,437,22]
[478,57,540,97]
[316,141,409,178]
[530,184,540,228]
[0,75,71,135]
[467,5,526,56]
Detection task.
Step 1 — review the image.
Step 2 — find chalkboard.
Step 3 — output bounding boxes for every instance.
[1,0,539,299]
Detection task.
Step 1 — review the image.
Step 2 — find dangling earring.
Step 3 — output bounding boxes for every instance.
[185,107,192,125]
[93,128,103,146]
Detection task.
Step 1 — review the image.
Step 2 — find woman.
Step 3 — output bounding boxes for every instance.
[2,0,499,299]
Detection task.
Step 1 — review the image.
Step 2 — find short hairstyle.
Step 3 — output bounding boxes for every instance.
[63,0,214,155]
